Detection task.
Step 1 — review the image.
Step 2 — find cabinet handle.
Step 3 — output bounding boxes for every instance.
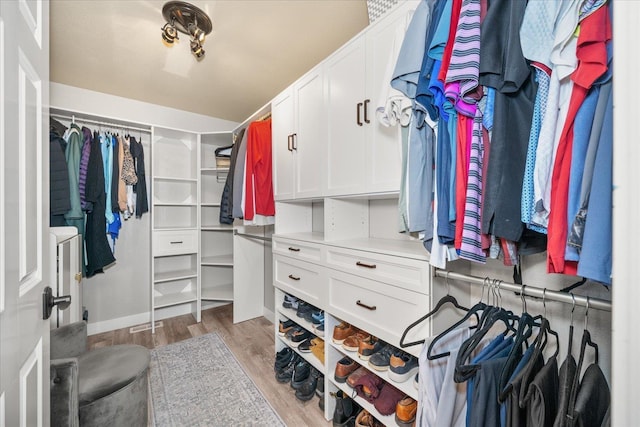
[356,300,377,311]
[356,102,363,126]
[356,261,377,269]
[288,274,301,281]
[288,247,301,252]
[170,241,183,244]
[364,99,371,124]
[287,134,293,151]
[292,133,297,150]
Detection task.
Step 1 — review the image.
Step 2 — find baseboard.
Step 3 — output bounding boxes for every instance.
[87,312,151,336]
[263,307,275,324]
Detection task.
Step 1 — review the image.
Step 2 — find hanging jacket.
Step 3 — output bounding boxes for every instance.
[64,124,86,275]
[220,128,245,224]
[111,134,120,212]
[79,127,93,211]
[50,131,71,226]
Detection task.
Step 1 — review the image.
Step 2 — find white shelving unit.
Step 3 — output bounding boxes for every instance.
[151,127,200,331]
[199,132,235,305]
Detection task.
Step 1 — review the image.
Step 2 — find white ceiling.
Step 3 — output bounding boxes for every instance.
[50,1,369,123]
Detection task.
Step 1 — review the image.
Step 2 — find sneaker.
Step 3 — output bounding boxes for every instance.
[283,294,299,310]
[316,371,325,398]
[332,321,355,345]
[334,356,359,383]
[304,308,321,323]
[314,321,325,337]
[278,319,296,336]
[285,325,303,340]
[342,330,371,352]
[298,336,316,353]
[395,396,418,427]
[275,354,300,383]
[413,372,419,390]
[274,347,295,372]
[296,301,313,319]
[290,359,311,390]
[368,344,396,371]
[358,336,384,360]
[295,367,322,401]
[289,328,311,348]
[388,351,419,383]
[311,310,325,325]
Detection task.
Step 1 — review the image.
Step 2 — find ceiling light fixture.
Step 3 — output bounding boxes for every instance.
[161,1,212,60]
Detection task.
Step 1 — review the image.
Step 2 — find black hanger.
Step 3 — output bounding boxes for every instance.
[400,272,469,348]
[426,277,492,360]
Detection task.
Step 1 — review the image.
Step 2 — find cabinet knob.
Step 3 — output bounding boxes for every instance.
[356,102,363,126]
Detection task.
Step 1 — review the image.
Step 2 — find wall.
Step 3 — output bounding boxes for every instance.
[50,83,238,334]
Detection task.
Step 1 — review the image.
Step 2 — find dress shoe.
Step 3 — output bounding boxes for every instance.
[334,356,360,383]
[395,396,417,427]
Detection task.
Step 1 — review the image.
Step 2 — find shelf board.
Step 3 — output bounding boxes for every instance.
[201,203,221,207]
[328,341,418,401]
[153,202,197,207]
[201,225,234,231]
[154,269,198,284]
[201,283,233,301]
[153,226,198,231]
[154,291,197,309]
[201,254,233,266]
[277,335,324,372]
[201,167,229,173]
[153,175,198,182]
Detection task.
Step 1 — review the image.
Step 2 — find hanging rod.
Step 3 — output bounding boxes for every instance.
[233,230,272,243]
[434,269,611,312]
[49,113,152,134]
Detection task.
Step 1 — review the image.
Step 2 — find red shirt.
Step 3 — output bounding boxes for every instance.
[244,118,274,220]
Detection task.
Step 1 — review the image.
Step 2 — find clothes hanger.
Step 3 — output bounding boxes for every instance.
[400,271,469,348]
[426,277,491,360]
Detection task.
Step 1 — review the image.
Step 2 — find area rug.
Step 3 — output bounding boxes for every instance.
[149,333,285,427]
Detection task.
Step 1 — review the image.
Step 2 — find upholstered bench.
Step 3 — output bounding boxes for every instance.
[50,322,150,427]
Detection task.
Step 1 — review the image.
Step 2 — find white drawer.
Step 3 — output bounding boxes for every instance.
[328,269,430,353]
[274,255,326,309]
[154,230,198,256]
[273,238,322,263]
[326,246,430,294]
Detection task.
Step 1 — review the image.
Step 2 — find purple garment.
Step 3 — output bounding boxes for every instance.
[79,126,93,212]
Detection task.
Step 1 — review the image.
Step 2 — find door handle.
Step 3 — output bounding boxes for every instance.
[42,286,72,320]
[292,133,297,150]
[356,102,363,126]
[364,99,371,124]
[287,134,293,151]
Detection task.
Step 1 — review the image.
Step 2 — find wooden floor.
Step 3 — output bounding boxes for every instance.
[88,304,330,427]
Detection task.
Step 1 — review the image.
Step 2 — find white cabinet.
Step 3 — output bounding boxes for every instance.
[272,66,326,201]
[326,2,414,196]
[151,127,200,329]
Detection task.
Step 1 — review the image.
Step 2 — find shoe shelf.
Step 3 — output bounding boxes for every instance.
[277,305,322,339]
[328,380,399,427]
[327,340,419,401]
[276,335,324,372]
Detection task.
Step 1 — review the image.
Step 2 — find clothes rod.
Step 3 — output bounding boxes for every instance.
[233,230,272,242]
[434,269,611,312]
[50,113,152,134]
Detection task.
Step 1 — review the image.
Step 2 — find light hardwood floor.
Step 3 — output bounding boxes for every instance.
[88,304,330,427]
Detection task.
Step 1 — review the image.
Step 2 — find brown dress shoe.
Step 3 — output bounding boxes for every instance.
[342,330,371,352]
[332,321,355,344]
[395,396,417,426]
[334,356,360,383]
[355,409,384,427]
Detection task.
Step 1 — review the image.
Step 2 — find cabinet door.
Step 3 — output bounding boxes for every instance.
[272,88,295,200]
[295,67,326,199]
[326,36,367,196]
[364,6,410,194]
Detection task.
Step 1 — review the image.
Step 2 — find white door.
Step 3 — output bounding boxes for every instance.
[271,88,295,200]
[0,0,51,426]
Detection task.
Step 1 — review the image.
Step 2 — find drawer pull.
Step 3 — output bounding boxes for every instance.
[356,300,377,311]
[356,261,377,269]
[170,241,183,244]
[288,274,301,281]
[288,247,301,252]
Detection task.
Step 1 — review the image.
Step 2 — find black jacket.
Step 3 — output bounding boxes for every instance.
[50,132,71,226]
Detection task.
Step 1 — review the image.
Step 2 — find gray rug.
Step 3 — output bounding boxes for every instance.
[149,333,285,427]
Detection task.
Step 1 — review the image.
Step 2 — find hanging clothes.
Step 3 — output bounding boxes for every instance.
[63,124,86,275]
[110,134,120,213]
[243,118,274,224]
[50,130,71,226]
[129,136,148,218]
[79,126,93,212]
[116,135,127,212]
[232,130,249,219]
[220,127,246,225]
[85,132,116,277]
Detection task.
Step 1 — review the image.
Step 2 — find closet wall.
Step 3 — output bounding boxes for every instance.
[51,82,237,334]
